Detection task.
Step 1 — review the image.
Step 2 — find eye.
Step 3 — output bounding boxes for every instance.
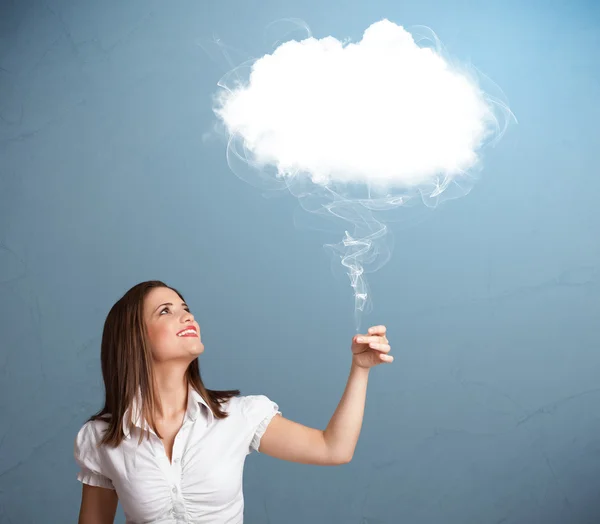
[160,307,191,315]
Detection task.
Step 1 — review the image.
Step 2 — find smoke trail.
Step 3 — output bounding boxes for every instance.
[205,19,515,331]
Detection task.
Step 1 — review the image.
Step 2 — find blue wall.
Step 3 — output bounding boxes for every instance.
[1,0,599,522]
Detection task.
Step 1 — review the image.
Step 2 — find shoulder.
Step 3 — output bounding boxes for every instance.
[237,394,280,420]
[74,418,110,451]
[213,395,280,425]
[218,394,268,408]
[73,417,116,489]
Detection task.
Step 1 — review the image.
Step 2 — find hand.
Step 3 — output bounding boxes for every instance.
[351,325,393,369]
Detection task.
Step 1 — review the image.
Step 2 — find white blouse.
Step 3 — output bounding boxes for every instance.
[74,388,281,524]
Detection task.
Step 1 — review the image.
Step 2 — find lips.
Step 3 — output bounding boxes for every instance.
[176,326,198,337]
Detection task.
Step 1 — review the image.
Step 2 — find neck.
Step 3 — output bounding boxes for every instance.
[153,363,189,420]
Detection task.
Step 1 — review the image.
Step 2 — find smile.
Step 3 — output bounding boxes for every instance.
[177,328,198,337]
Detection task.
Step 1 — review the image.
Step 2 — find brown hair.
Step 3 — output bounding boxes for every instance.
[87,280,240,447]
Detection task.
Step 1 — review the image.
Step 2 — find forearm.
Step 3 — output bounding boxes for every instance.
[323,362,370,462]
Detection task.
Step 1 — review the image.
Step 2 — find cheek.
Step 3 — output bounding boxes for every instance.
[146,324,173,353]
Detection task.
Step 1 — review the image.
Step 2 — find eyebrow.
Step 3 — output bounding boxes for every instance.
[154,302,188,313]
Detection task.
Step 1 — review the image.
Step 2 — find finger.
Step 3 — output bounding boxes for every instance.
[370,342,391,353]
[368,325,386,336]
[379,353,394,363]
[357,335,384,344]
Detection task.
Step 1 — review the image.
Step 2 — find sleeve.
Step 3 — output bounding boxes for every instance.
[74,421,115,490]
[241,395,282,454]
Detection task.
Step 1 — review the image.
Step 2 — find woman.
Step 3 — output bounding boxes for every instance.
[75,280,393,523]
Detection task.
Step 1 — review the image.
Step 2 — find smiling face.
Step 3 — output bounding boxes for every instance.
[143,286,204,363]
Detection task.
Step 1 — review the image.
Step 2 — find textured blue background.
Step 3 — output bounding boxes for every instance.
[1,0,599,522]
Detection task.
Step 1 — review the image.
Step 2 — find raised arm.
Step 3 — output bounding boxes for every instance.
[259,325,392,465]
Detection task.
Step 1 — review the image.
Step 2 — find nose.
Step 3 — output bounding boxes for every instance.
[182,310,194,323]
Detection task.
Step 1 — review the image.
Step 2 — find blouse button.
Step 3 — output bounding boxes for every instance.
[172,486,177,493]
[173,458,180,464]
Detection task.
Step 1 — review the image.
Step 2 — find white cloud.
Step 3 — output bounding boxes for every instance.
[214,19,500,192]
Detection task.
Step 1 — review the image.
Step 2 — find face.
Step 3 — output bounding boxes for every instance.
[143,287,204,363]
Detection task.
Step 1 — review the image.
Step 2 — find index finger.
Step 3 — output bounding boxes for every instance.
[368,325,387,335]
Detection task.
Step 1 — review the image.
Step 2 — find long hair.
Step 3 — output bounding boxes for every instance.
[88,280,240,447]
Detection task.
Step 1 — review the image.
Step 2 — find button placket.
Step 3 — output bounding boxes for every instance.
[170,490,187,522]
[169,426,187,521]
[171,424,187,471]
